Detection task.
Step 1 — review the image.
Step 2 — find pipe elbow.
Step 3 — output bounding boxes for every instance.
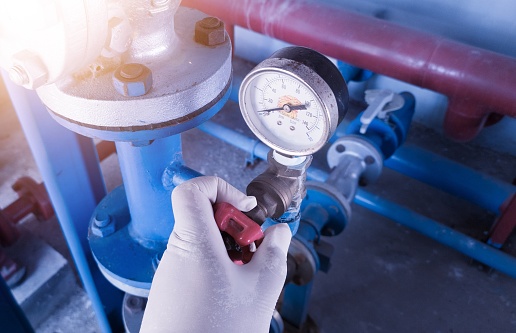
[443,99,489,142]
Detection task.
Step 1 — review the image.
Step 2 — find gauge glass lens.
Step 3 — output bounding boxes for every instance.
[242,71,327,154]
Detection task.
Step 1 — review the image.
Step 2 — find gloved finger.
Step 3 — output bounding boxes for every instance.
[170,176,256,246]
[184,176,257,212]
[246,223,292,280]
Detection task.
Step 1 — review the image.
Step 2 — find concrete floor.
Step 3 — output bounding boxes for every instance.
[1,57,516,332]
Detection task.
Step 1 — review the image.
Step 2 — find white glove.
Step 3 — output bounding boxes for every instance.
[140,176,292,333]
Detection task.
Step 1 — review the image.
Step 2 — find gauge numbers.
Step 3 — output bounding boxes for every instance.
[241,70,328,156]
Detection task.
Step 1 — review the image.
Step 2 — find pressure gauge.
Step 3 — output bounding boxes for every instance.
[239,46,348,157]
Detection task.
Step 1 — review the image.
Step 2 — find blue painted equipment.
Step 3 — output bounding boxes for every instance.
[345,91,416,159]
[337,60,374,83]
[281,182,349,327]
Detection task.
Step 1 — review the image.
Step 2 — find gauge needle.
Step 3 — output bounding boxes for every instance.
[258,103,307,114]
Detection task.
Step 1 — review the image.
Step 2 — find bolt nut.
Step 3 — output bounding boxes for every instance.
[124,295,146,315]
[91,212,115,237]
[195,17,226,46]
[9,51,48,89]
[113,63,153,97]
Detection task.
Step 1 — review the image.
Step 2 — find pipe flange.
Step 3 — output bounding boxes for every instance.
[288,237,318,285]
[37,7,231,141]
[89,186,164,296]
[327,136,383,186]
[302,181,351,236]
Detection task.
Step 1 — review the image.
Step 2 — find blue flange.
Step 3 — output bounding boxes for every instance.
[88,186,163,296]
[301,182,350,237]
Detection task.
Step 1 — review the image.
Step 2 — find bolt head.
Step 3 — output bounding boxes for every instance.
[91,212,115,237]
[124,295,146,314]
[113,63,153,97]
[94,212,111,228]
[195,17,226,46]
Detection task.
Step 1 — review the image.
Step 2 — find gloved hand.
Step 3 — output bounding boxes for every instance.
[140,176,292,333]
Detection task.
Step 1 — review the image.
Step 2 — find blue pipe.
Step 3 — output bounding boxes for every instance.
[197,121,269,161]
[116,136,182,248]
[354,189,516,277]
[297,204,329,242]
[337,60,374,83]
[385,145,516,214]
[198,121,516,278]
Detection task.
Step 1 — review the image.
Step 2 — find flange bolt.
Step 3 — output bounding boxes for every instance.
[195,17,226,46]
[113,63,153,97]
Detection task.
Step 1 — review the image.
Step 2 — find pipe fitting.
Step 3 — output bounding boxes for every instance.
[245,151,312,224]
[112,63,153,97]
[194,17,226,46]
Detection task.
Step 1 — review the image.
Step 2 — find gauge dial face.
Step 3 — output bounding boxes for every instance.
[240,70,329,156]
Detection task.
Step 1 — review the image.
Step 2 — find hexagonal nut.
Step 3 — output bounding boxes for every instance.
[10,51,48,89]
[195,17,226,46]
[91,220,115,237]
[112,63,153,97]
[106,17,132,54]
[124,295,147,315]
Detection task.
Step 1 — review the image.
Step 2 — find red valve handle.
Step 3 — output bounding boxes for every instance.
[213,202,264,264]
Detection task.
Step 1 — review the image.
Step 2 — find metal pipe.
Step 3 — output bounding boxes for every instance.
[385,145,516,214]
[198,121,516,278]
[196,121,269,160]
[182,0,516,141]
[115,136,181,248]
[354,189,516,278]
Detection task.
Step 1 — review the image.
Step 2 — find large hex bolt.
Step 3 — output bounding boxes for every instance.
[91,212,115,237]
[113,63,153,97]
[194,17,226,46]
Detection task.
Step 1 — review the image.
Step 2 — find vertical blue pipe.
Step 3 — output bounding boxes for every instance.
[115,136,182,247]
[2,73,122,332]
[281,282,314,328]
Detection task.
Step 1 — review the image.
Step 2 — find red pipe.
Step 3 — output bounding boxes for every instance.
[183,0,516,141]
